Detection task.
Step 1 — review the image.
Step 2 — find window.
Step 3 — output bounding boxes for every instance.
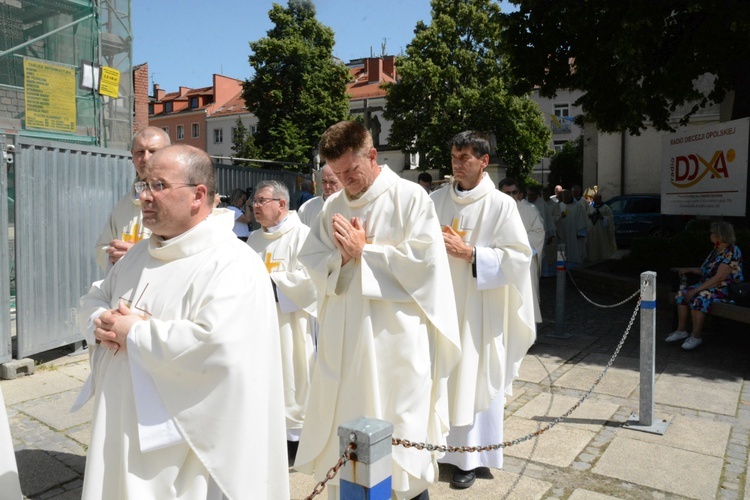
[165,102,173,113]
[552,103,571,132]
[250,125,257,135]
[553,140,568,153]
[214,128,223,144]
[192,123,200,138]
[161,126,169,136]
[148,104,154,115]
[189,97,199,108]
[176,125,184,140]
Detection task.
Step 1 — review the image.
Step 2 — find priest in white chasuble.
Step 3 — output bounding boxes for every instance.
[74,145,289,500]
[247,179,317,460]
[298,163,343,227]
[431,131,536,490]
[499,178,546,323]
[296,121,461,500]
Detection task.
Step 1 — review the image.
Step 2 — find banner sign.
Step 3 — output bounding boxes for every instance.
[24,58,77,133]
[661,118,748,216]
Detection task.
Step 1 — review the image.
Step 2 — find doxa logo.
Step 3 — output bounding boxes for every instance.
[670,149,735,188]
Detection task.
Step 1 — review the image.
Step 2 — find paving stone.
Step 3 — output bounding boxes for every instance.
[568,489,622,500]
[17,390,92,431]
[0,370,83,405]
[619,413,730,457]
[593,436,722,499]
[15,449,78,498]
[655,364,742,415]
[512,392,620,433]
[504,416,596,467]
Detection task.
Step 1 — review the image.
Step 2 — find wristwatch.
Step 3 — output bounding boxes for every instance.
[470,246,476,264]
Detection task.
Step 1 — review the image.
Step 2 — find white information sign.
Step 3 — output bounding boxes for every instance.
[661,117,748,216]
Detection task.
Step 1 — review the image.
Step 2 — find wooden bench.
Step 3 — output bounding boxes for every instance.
[707,301,750,324]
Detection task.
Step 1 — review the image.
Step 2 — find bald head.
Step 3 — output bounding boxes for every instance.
[131,126,171,179]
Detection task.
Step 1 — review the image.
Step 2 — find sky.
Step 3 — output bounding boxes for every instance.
[132,0,516,92]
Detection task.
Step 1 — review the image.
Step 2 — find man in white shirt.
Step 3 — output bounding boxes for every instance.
[76,144,288,499]
[431,132,536,489]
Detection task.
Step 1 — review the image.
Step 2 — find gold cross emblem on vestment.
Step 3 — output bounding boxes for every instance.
[264,252,281,273]
[451,217,468,239]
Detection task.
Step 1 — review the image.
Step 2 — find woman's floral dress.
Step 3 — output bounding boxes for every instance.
[675,245,744,313]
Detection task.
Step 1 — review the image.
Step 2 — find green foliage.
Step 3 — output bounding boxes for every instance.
[547,136,583,189]
[242,0,351,170]
[503,1,750,134]
[230,117,258,165]
[383,0,551,176]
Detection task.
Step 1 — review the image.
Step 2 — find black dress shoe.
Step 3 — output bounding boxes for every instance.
[451,468,476,489]
[410,490,429,500]
[287,440,299,465]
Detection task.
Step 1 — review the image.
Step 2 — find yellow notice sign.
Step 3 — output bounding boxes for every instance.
[99,66,121,98]
[24,59,76,133]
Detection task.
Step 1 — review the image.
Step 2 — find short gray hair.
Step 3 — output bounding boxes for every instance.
[711,221,736,245]
[255,180,289,204]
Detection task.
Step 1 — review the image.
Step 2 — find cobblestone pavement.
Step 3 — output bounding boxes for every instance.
[3,271,749,499]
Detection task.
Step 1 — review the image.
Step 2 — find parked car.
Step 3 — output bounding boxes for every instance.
[604,194,692,247]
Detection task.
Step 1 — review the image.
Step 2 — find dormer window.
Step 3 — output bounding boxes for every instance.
[165,102,173,113]
[190,97,199,108]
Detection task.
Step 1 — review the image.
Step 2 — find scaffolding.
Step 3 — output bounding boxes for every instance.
[0,0,132,150]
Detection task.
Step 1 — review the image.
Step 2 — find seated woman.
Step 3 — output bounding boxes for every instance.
[666,221,744,350]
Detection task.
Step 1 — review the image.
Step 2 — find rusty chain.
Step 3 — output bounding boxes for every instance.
[304,442,356,500]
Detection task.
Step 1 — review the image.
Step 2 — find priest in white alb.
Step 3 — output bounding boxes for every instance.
[247,179,316,463]
[499,178,546,323]
[298,164,343,227]
[295,121,461,500]
[559,189,589,268]
[94,127,170,273]
[431,131,536,490]
[74,145,289,500]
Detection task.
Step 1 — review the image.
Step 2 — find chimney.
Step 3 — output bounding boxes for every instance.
[383,55,396,79]
[179,86,190,97]
[153,83,165,101]
[367,58,383,84]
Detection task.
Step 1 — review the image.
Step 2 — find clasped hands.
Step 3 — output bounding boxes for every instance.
[93,302,144,354]
[332,214,365,265]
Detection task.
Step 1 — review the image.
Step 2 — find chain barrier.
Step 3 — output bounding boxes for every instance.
[304,443,356,500]
[391,289,643,454]
[567,269,640,308]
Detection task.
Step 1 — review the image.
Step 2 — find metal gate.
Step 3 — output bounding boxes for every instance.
[9,135,132,358]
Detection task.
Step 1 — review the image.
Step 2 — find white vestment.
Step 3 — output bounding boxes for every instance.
[94,186,151,273]
[247,211,316,440]
[542,199,562,277]
[0,386,22,500]
[296,165,461,499]
[75,209,289,500]
[431,175,536,470]
[518,199,545,323]
[297,196,324,227]
[586,203,617,261]
[559,201,588,266]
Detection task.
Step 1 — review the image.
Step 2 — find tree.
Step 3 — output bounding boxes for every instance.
[230,117,258,165]
[502,1,750,134]
[242,0,351,170]
[547,136,583,189]
[384,0,551,177]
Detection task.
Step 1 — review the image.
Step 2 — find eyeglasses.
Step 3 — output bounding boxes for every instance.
[252,197,281,206]
[134,181,197,194]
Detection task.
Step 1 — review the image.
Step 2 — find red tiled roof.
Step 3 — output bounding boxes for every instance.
[209,90,249,117]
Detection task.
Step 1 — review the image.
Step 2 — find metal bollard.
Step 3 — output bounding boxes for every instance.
[338,417,393,499]
[625,271,669,435]
[547,243,571,339]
